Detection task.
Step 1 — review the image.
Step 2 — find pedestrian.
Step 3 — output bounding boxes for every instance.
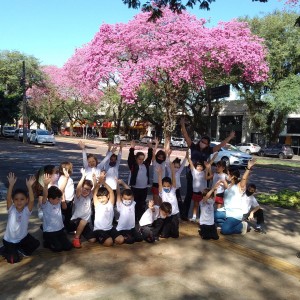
[139,200,172,243]
[127,140,153,221]
[41,169,72,252]
[165,149,187,219]
[1,172,40,264]
[113,179,143,245]
[69,169,96,248]
[241,183,266,233]
[180,116,235,220]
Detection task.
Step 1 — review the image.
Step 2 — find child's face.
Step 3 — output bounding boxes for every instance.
[122,194,133,206]
[216,164,224,172]
[97,195,109,205]
[159,209,170,219]
[173,162,180,170]
[88,157,97,168]
[136,155,145,165]
[162,182,172,193]
[50,168,59,184]
[13,193,28,211]
[196,164,204,171]
[81,185,92,197]
[48,196,61,205]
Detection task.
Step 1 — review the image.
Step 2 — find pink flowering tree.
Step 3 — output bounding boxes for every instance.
[65,8,269,146]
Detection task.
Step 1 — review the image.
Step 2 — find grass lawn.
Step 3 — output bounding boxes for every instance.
[255,157,300,171]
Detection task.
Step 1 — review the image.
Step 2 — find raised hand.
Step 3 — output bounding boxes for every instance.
[43,173,52,186]
[7,172,17,186]
[62,167,70,178]
[248,158,257,169]
[108,141,112,152]
[26,175,36,187]
[130,140,135,148]
[98,170,106,184]
[80,168,86,177]
[78,140,86,150]
[111,145,118,153]
[148,199,154,209]
[229,131,235,140]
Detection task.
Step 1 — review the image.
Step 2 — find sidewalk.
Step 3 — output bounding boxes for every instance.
[0,201,299,300]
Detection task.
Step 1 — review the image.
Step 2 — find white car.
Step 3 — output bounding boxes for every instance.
[30,129,56,146]
[3,126,16,137]
[236,143,261,154]
[210,142,252,167]
[14,128,32,141]
[170,137,188,148]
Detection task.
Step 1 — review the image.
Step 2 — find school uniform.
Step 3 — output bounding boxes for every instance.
[199,199,219,240]
[212,173,227,205]
[191,168,207,202]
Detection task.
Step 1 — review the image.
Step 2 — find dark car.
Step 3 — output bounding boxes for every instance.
[259,144,294,159]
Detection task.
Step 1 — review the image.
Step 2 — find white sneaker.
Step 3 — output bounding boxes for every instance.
[189,217,197,223]
[241,221,248,235]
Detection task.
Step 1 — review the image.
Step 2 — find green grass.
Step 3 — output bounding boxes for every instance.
[255,157,300,171]
[257,190,300,209]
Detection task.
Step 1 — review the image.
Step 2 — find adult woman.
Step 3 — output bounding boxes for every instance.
[180,117,235,220]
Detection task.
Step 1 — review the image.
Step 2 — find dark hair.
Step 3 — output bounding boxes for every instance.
[33,164,56,197]
[160,202,172,215]
[59,162,73,175]
[173,157,181,164]
[228,167,240,184]
[12,188,28,199]
[121,188,133,197]
[110,154,117,160]
[96,187,109,197]
[195,161,205,170]
[162,176,172,185]
[48,186,62,199]
[201,135,211,145]
[135,152,145,160]
[247,183,257,190]
[87,154,98,165]
[83,179,93,189]
[202,188,211,197]
[216,161,228,173]
[155,150,166,161]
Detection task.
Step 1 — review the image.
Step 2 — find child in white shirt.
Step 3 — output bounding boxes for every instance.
[139,200,172,243]
[2,172,39,264]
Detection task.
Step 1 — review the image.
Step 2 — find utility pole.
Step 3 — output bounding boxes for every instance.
[22,61,28,143]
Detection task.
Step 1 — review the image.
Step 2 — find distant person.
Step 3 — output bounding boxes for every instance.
[180,117,235,220]
[1,173,40,264]
[241,183,266,233]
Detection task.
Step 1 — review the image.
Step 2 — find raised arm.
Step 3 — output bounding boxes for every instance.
[97,146,116,170]
[204,161,213,181]
[180,117,192,147]
[157,166,163,193]
[78,140,88,169]
[145,141,154,166]
[170,162,176,188]
[239,159,257,191]
[6,172,17,210]
[76,168,86,198]
[128,140,136,169]
[186,150,194,170]
[213,131,235,152]
[116,142,123,168]
[42,174,52,204]
[203,184,219,201]
[26,175,36,212]
[152,138,159,162]
[93,171,106,206]
[165,148,172,176]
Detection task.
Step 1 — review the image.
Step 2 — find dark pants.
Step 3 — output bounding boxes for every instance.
[199,224,219,240]
[140,219,165,243]
[43,229,72,252]
[182,170,193,219]
[62,200,73,230]
[2,234,40,264]
[161,214,180,238]
[176,188,184,218]
[131,187,148,222]
[243,208,264,226]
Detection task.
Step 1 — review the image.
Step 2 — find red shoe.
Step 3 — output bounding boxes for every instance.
[72,237,81,248]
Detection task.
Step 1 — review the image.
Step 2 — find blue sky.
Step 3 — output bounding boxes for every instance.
[0,0,295,67]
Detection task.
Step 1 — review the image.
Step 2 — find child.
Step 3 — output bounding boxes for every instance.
[209,160,227,209]
[127,140,153,221]
[93,172,115,247]
[187,152,211,222]
[69,169,96,248]
[41,170,72,252]
[78,140,116,181]
[166,149,187,218]
[1,173,40,264]
[113,179,143,244]
[241,183,266,233]
[151,138,167,205]
[58,161,75,230]
[157,164,180,238]
[139,200,172,243]
[199,186,219,240]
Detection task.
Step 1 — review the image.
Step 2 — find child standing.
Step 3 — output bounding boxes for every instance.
[199,186,219,240]
[139,200,172,243]
[93,172,115,247]
[113,179,143,245]
[127,140,153,221]
[157,164,180,238]
[166,149,187,218]
[69,169,96,248]
[151,138,167,205]
[41,170,72,252]
[2,173,40,264]
[187,152,211,222]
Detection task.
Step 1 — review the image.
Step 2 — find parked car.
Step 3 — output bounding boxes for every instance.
[14,128,32,141]
[259,144,294,159]
[210,142,252,167]
[170,137,188,148]
[3,126,16,137]
[236,143,261,154]
[29,129,56,146]
[140,136,153,143]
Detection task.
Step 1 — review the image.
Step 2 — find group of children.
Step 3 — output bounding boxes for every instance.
[1,140,264,264]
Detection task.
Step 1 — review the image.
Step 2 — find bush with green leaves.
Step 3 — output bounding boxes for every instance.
[257,190,300,209]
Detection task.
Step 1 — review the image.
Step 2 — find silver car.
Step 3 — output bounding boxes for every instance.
[210,142,252,167]
[30,129,56,145]
[236,142,261,154]
[3,126,16,137]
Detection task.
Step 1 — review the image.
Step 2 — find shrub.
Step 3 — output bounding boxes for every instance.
[257,190,300,209]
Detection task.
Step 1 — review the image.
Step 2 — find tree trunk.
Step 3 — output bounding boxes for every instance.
[163,97,177,150]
